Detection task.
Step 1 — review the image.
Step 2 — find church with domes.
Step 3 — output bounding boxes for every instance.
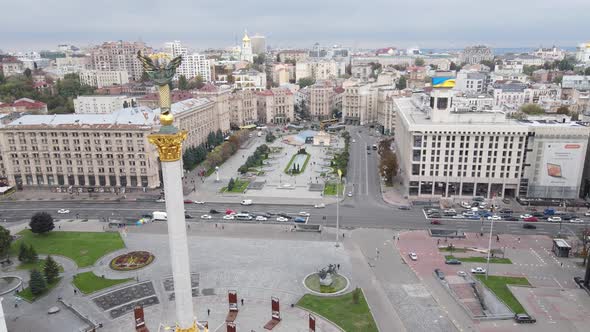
[240,30,253,63]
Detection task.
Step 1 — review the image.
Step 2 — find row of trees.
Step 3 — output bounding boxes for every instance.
[238,144,270,174]
[378,138,398,186]
[201,130,250,171]
[331,132,350,177]
[182,130,226,171]
[177,74,205,91]
[29,255,60,296]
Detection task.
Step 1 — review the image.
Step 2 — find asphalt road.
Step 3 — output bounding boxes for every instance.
[0,127,588,238]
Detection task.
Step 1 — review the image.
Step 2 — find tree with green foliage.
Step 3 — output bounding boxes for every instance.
[585,67,590,76]
[479,60,495,70]
[24,68,32,78]
[193,75,205,90]
[378,139,398,186]
[414,58,425,66]
[520,104,545,115]
[207,132,217,148]
[297,77,315,89]
[178,75,189,90]
[0,226,11,259]
[227,74,235,84]
[266,132,276,143]
[28,245,38,262]
[352,287,361,304]
[556,106,570,115]
[553,76,563,85]
[556,58,574,71]
[215,129,224,145]
[397,76,407,90]
[227,178,235,191]
[18,242,28,262]
[253,54,266,65]
[30,212,55,234]
[43,255,60,283]
[29,269,47,296]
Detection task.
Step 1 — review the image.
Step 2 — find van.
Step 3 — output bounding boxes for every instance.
[372,144,377,150]
[241,199,253,206]
[257,131,262,137]
[152,211,167,221]
[235,213,253,220]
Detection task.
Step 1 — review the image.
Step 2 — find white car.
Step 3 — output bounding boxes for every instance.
[57,209,70,214]
[471,267,487,274]
[276,217,289,222]
[352,139,356,143]
[585,211,590,217]
[444,209,456,214]
[571,218,585,223]
[241,199,253,206]
[299,212,310,217]
[222,215,235,220]
[194,201,205,204]
[457,271,467,277]
[452,215,465,219]
[347,192,353,197]
[255,216,268,221]
[314,203,326,208]
[488,215,502,221]
[548,216,562,222]
[200,214,212,220]
[460,201,471,209]
[156,198,165,203]
[519,214,532,219]
[409,252,418,261]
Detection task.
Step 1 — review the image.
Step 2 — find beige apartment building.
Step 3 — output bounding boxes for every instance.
[90,41,153,81]
[309,81,337,121]
[229,90,258,127]
[164,98,221,150]
[342,82,396,126]
[256,88,294,124]
[79,70,129,88]
[0,108,161,191]
[191,84,231,133]
[74,95,136,114]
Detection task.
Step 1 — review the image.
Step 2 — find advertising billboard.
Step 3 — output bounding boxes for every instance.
[538,142,586,188]
[431,77,455,88]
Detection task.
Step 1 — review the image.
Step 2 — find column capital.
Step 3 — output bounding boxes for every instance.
[148,131,187,162]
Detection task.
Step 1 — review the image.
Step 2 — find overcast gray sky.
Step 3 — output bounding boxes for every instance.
[1,0,589,51]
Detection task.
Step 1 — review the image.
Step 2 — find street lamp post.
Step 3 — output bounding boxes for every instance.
[485,217,495,280]
[335,171,343,247]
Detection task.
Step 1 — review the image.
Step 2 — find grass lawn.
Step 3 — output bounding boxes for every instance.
[475,275,531,314]
[11,230,125,268]
[17,259,65,272]
[221,179,250,193]
[284,153,311,174]
[323,182,344,196]
[73,271,133,294]
[18,277,62,302]
[298,291,378,332]
[445,255,512,264]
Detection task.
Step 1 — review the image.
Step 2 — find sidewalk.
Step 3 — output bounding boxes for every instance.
[2,188,159,202]
[381,184,410,207]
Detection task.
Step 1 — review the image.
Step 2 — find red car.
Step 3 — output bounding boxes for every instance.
[183,199,194,204]
[226,209,236,215]
[524,216,538,222]
[430,220,441,225]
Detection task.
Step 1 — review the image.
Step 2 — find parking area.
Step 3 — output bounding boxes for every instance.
[396,230,590,331]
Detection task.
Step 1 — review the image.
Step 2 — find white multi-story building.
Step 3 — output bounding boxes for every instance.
[455,71,488,93]
[0,57,24,77]
[575,42,590,65]
[79,70,129,88]
[0,108,161,190]
[351,64,373,81]
[395,89,590,199]
[453,92,494,112]
[342,82,396,125]
[271,63,295,86]
[233,69,266,91]
[256,88,294,124]
[309,81,338,121]
[74,96,135,114]
[492,81,527,107]
[164,41,212,82]
[277,50,309,63]
[296,59,346,81]
[90,41,153,81]
[532,46,566,61]
[562,75,590,91]
[55,56,92,77]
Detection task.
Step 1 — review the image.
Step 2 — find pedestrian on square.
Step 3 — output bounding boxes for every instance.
[241,298,244,306]
[337,264,340,270]
[207,309,210,316]
[215,224,218,228]
[74,289,77,295]
[222,225,224,230]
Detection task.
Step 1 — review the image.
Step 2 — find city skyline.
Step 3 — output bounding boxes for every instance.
[1,0,589,51]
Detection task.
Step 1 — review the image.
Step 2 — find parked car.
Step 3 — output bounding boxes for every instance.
[255,216,268,221]
[500,208,513,214]
[194,201,205,204]
[299,211,310,217]
[430,220,441,225]
[235,213,253,221]
[314,203,326,208]
[520,214,532,219]
[278,212,292,219]
[200,214,212,219]
[523,223,537,229]
[409,252,418,261]
[183,199,194,204]
[471,267,486,274]
[452,215,465,219]
[434,268,445,280]
[573,276,584,288]
[222,215,235,220]
[548,216,562,222]
[57,209,70,214]
[398,205,411,210]
[444,209,456,214]
[524,216,538,222]
[209,209,220,214]
[184,213,193,219]
[347,192,353,197]
[504,216,519,221]
[460,201,471,208]
[502,198,510,204]
[571,218,585,223]
[225,209,236,215]
[445,259,462,265]
[585,211,590,217]
[156,198,165,203]
[457,271,467,277]
[276,217,289,222]
[514,314,536,324]
[488,215,502,221]
[294,217,306,223]
[241,199,253,206]
[562,214,575,221]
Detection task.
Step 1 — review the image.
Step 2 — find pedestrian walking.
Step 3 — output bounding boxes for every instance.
[241,298,244,306]
[207,309,210,316]
[74,289,77,295]
[215,223,218,228]
[337,264,340,270]
[437,239,440,245]
[222,225,224,230]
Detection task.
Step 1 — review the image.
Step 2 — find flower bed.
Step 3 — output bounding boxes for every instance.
[110,251,154,271]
